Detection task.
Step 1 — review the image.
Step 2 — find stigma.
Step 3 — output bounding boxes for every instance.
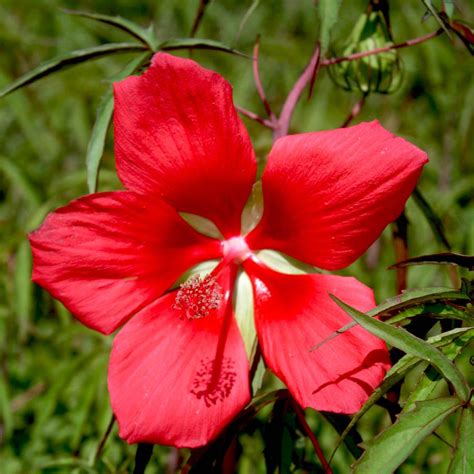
[174,274,222,320]
[221,236,252,264]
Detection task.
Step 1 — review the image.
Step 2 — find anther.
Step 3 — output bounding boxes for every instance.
[173,274,222,320]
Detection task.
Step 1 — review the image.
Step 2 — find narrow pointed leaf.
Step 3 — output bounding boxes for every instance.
[14,240,33,342]
[86,53,150,192]
[62,9,157,51]
[384,303,471,325]
[317,0,343,54]
[403,328,474,412]
[390,252,474,270]
[448,407,474,474]
[159,38,247,57]
[0,43,147,98]
[331,296,470,401]
[421,0,453,38]
[311,287,469,350]
[329,328,474,462]
[353,397,461,473]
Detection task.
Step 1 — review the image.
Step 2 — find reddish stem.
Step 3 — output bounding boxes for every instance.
[290,398,333,473]
[190,0,210,37]
[235,105,275,128]
[322,29,442,67]
[341,94,367,128]
[274,43,321,140]
[94,414,115,464]
[253,37,276,121]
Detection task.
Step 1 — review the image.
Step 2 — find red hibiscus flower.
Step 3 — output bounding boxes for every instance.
[29,53,428,448]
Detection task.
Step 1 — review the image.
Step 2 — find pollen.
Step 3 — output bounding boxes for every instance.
[173,274,222,320]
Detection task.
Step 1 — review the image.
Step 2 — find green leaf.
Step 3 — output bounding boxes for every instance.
[62,9,158,51]
[14,239,33,342]
[159,38,247,57]
[353,397,461,473]
[403,328,474,412]
[329,328,474,463]
[0,43,147,98]
[86,96,113,193]
[0,373,13,440]
[421,0,453,39]
[390,252,474,271]
[317,0,343,54]
[384,303,472,326]
[331,296,470,401]
[86,52,150,192]
[311,287,469,351]
[235,0,261,41]
[448,407,474,474]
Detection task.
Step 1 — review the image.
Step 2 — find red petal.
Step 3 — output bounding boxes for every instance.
[108,268,250,447]
[29,192,221,335]
[245,260,390,413]
[247,121,428,269]
[114,53,256,237]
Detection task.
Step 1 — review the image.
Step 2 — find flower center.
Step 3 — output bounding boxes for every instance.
[173,274,222,320]
[221,236,252,264]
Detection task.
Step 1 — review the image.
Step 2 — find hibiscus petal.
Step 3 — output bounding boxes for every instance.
[29,191,221,335]
[245,260,390,413]
[247,121,428,269]
[108,268,250,447]
[114,53,256,237]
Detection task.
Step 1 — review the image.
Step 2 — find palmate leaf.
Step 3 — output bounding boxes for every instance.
[62,9,158,51]
[86,52,150,193]
[329,327,473,462]
[353,397,462,473]
[331,296,470,401]
[0,43,148,98]
[448,406,474,474]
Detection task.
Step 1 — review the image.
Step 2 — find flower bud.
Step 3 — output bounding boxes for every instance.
[329,9,402,94]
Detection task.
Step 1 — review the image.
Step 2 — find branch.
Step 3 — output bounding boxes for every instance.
[94,414,115,464]
[322,29,443,67]
[235,105,275,128]
[190,0,210,37]
[252,37,276,120]
[274,42,321,139]
[290,397,333,473]
[340,93,367,128]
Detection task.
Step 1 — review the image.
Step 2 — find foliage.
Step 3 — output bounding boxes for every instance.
[0,0,473,472]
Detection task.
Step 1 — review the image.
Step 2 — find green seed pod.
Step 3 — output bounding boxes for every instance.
[329,9,402,94]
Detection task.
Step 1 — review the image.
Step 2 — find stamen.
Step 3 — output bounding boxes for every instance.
[173,274,222,320]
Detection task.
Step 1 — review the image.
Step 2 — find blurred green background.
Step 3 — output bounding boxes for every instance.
[0,0,473,472]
